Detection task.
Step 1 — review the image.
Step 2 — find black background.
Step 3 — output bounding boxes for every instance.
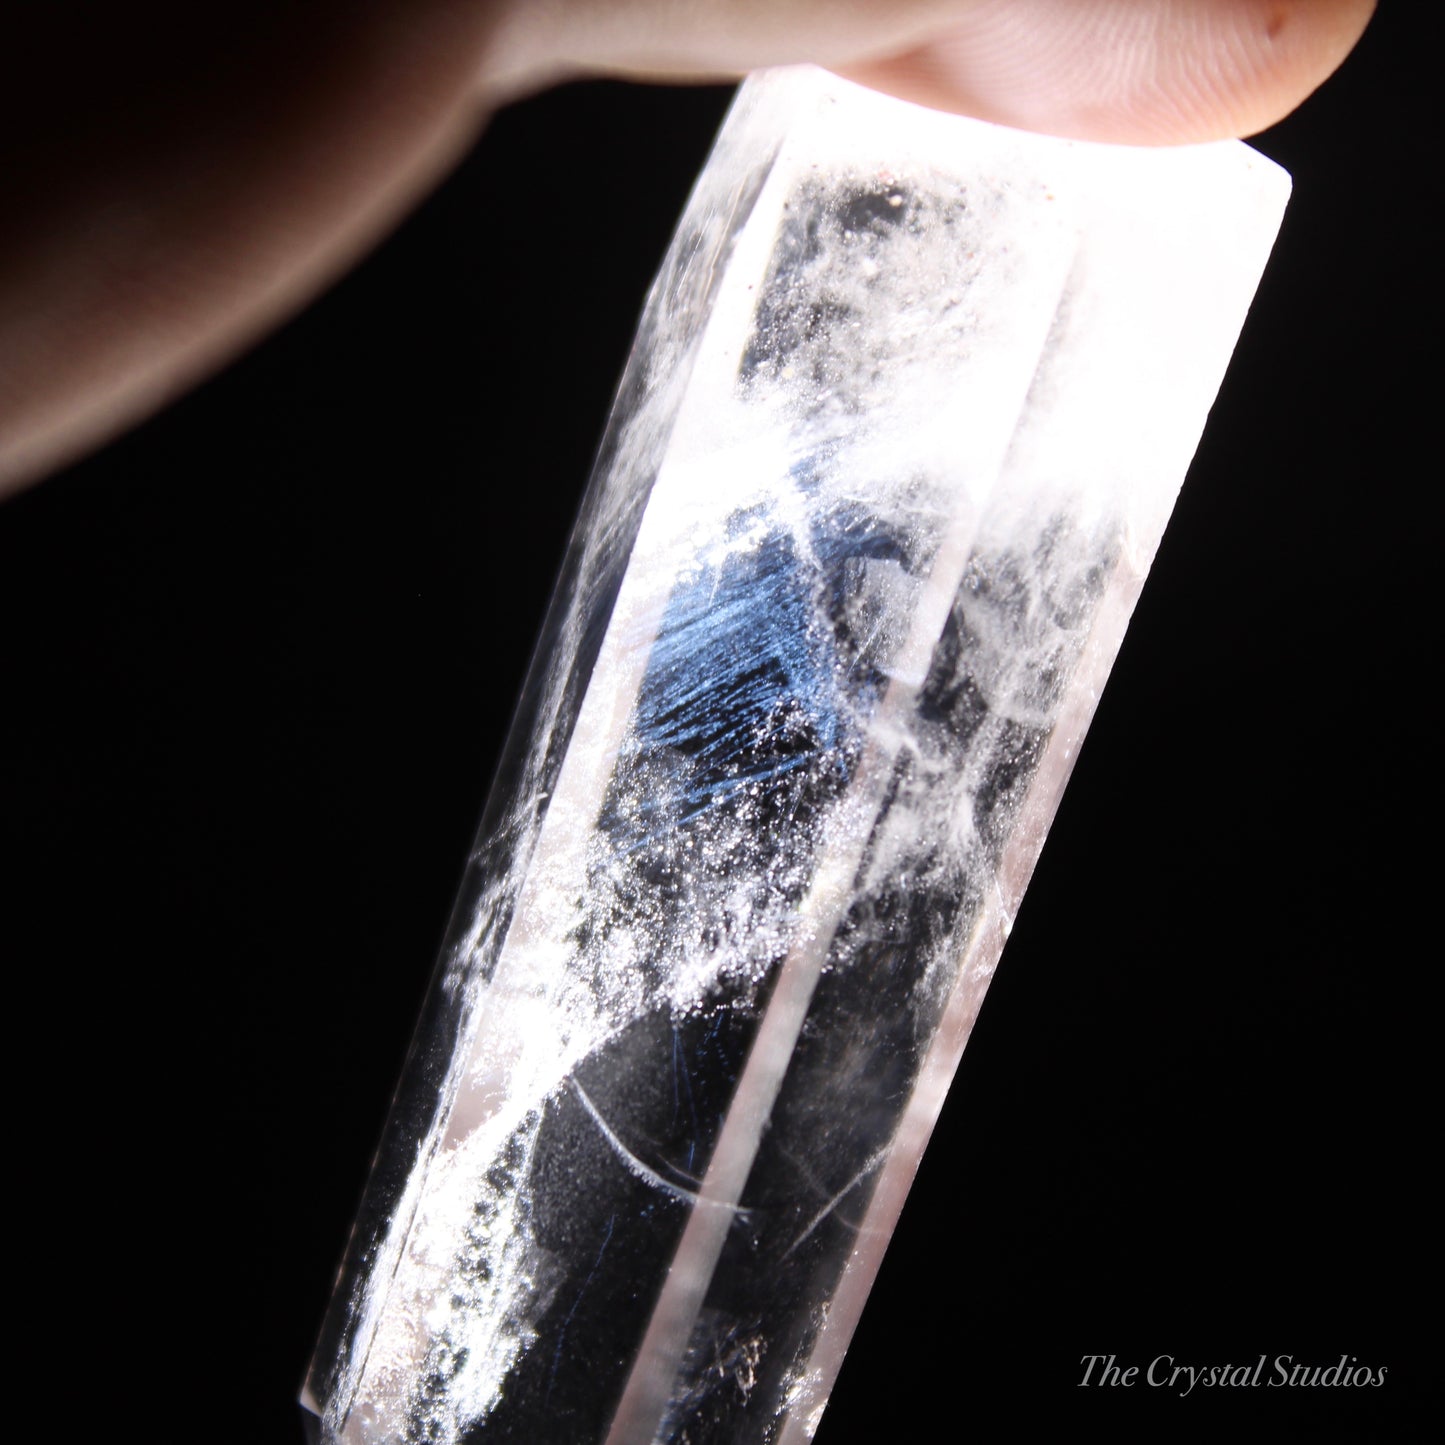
[3,7,1433,1441]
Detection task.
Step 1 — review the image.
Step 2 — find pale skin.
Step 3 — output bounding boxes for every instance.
[0,0,1374,495]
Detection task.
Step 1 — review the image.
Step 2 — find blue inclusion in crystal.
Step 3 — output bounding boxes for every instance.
[608,518,855,847]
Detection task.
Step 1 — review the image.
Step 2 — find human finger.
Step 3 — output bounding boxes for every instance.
[0,0,1373,496]
[490,0,1376,144]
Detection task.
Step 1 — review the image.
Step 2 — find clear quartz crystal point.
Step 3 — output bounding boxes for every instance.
[303,66,1289,1445]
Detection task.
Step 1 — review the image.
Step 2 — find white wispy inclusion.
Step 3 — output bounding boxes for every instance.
[305,68,1289,1445]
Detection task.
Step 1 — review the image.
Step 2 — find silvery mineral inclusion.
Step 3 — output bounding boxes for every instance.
[303,66,1289,1445]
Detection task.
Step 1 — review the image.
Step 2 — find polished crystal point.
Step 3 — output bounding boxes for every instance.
[303,66,1289,1444]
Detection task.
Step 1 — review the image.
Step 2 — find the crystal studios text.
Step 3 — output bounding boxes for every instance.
[1078,1354,1388,1395]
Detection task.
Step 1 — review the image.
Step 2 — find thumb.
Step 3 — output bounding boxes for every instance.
[491,0,1376,144]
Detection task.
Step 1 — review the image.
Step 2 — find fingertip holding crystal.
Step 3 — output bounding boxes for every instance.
[304,66,1289,1444]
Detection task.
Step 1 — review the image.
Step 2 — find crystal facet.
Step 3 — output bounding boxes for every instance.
[303,66,1289,1444]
